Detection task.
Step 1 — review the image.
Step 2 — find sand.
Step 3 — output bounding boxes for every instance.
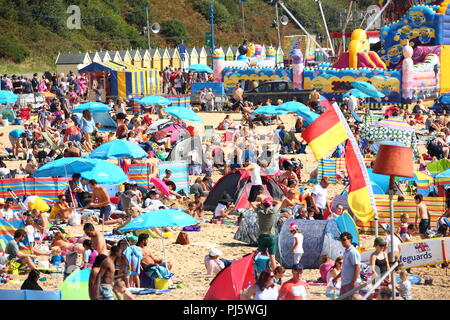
[0,111,449,300]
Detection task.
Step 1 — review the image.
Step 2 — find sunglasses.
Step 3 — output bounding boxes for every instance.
[340,238,349,241]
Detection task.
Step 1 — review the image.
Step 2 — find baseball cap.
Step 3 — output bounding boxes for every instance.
[127,235,138,242]
[209,248,222,257]
[262,197,273,207]
[374,237,386,247]
[290,224,299,232]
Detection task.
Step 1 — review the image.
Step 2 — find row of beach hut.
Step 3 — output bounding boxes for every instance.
[55,45,284,76]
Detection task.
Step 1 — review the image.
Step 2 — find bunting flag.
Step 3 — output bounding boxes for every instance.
[301,103,349,160]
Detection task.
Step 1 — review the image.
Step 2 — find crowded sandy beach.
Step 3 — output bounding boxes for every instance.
[0,0,450,303]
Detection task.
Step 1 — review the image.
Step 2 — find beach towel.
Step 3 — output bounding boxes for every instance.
[145,265,173,280]
[123,245,143,275]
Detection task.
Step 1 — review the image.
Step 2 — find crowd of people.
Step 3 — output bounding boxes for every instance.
[0,68,448,301]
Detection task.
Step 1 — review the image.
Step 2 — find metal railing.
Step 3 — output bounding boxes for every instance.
[335,282,367,300]
[362,261,399,300]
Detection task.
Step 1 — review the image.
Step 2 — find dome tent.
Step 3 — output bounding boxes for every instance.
[203,170,285,211]
[277,213,359,269]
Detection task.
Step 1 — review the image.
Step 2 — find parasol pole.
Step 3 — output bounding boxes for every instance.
[160,227,169,272]
[388,175,395,299]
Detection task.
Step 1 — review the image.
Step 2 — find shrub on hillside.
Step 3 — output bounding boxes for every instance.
[0,35,30,63]
[193,0,232,30]
[161,19,188,46]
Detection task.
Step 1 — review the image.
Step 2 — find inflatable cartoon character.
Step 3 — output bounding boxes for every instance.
[213,48,225,82]
[402,41,414,100]
[418,27,435,44]
[246,43,255,58]
[408,8,427,27]
[387,45,404,66]
[290,48,304,90]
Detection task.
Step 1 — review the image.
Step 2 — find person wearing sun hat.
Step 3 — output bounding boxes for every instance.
[204,248,225,275]
[289,222,304,266]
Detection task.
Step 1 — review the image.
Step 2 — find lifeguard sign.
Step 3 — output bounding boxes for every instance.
[398,237,450,269]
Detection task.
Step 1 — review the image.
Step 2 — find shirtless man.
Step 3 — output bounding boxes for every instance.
[137,234,172,276]
[82,179,122,225]
[414,194,430,239]
[83,223,108,255]
[278,164,299,187]
[280,190,300,209]
[308,88,321,113]
[231,83,244,111]
[96,252,116,300]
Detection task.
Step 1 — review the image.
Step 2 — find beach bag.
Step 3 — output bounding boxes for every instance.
[68,211,81,226]
[175,231,190,245]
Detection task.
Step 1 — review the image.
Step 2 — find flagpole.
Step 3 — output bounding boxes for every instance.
[241,0,246,38]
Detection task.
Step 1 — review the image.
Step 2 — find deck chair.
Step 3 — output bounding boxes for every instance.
[42,132,65,155]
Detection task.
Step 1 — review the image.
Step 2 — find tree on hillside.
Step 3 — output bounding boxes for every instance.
[161,19,188,46]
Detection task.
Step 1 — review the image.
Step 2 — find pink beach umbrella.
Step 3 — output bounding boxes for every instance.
[151,177,171,197]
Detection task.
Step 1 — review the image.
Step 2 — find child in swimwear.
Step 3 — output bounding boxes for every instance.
[398,213,409,238]
[273,266,285,286]
[50,246,65,268]
[82,239,98,269]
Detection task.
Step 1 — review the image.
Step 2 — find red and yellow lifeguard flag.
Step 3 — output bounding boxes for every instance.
[345,140,375,223]
[301,104,349,160]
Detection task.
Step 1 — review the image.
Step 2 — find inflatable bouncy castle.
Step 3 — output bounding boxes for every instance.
[213,1,450,104]
[303,1,450,103]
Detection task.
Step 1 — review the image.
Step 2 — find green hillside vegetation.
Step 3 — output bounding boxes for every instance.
[0,0,376,73]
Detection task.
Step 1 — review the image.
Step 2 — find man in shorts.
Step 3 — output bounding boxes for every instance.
[251,196,283,270]
[241,159,268,203]
[96,252,115,300]
[82,179,122,225]
[5,229,37,270]
[414,194,430,238]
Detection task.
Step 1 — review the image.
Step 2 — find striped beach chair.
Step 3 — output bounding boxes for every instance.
[364,111,382,125]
